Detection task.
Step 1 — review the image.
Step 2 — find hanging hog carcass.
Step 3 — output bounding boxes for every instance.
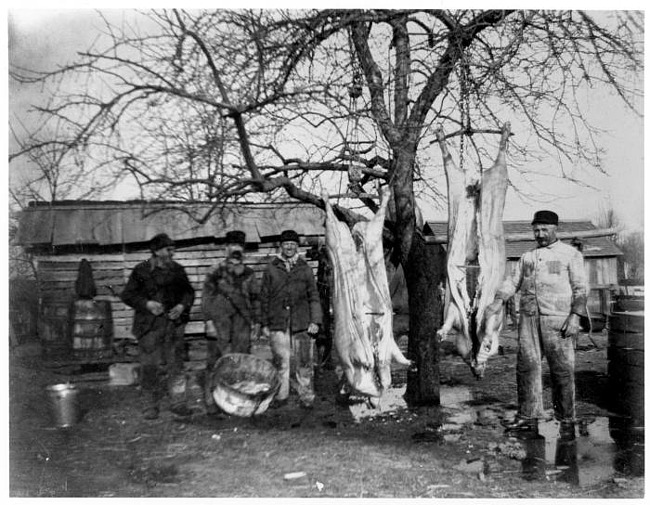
[323,186,411,400]
[436,122,511,378]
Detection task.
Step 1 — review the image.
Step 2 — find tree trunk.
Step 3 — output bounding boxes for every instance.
[390,141,446,406]
[404,232,446,406]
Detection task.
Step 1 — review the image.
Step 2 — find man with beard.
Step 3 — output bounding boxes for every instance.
[201,230,261,415]
[122,233,196,420]
[491,210,587,438]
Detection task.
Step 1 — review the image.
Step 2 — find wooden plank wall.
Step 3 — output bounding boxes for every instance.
[36,248,618,341]
[36,243,318,341]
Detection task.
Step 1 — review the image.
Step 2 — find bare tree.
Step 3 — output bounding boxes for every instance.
[617,232,644,284]
[596,206,644,284]
[9,9,643,404]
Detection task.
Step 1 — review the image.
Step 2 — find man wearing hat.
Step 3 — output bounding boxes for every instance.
[260,229,323,409]
[491,210,587,438]
[201,230,261,415]
[122,233,196,420]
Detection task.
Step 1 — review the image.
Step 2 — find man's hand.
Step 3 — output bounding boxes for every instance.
[146,300,164,316]
[167,304,185,320]
[250,323,261,340]
[261,326,270,338]
[307,323,319,336]
[561,313,580,338]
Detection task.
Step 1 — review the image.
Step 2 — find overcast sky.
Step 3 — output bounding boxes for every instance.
[6,6,646,234]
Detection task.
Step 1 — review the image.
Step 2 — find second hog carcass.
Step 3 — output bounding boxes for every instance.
[323,186,411,400]
[436,123,511,378]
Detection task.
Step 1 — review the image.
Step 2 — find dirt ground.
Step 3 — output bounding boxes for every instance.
[8,327,645,498]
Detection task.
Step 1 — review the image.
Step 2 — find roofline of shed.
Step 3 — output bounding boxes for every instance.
[25,199,317,210]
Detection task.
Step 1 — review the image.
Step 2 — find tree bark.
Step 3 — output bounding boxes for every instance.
[391,138,445,406]
[404,232,446,406]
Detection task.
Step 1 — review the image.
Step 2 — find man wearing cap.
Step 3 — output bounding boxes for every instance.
[491,210,587,438]
[201,230,261,415]
[260,229,323,409]
[122,233,196,420]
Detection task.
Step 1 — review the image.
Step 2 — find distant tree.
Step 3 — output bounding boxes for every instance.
[595,205,644,284]
[618,232,644,284]
[10,9,643,404]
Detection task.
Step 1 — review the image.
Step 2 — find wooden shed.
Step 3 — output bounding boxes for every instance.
[16,200,327,343]
[17,201,622,353]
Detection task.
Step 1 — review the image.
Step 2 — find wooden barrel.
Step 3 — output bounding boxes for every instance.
[607,311,644,423]
[614,296,644,313]
[38,297,72,356]
[71,299,114,360]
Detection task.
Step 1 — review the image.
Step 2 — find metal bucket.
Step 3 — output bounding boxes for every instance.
[46,383,80,428]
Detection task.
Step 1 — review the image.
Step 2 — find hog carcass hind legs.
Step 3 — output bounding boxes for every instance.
[435,126,479,368]
[472,122,511,378]
[323,192,380,398]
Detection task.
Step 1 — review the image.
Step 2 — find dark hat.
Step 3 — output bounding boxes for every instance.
[531,210,559,226]
[279,229,300,243]
[150,233,175,251]
[225,230,246,245]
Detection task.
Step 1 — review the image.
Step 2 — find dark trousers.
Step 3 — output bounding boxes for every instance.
[204,314,251,408]
[517,314,575,421]
[138,318,187,410]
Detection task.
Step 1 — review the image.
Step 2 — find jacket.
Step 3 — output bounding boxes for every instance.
[260,255,323,332]
[201,260,261,324]
[121,258,195,338]
[497,240,587,317]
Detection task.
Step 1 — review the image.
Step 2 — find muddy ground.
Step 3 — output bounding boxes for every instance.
[8,327,645,498]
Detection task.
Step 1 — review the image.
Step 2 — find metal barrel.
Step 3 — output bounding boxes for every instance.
[46,383,80,428]
[607,311,644,424]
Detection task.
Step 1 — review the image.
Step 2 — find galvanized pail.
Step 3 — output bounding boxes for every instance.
[46,383,80,428]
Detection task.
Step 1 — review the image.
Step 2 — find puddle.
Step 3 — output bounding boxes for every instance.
[519,416,644,485]
[349,384,644,485]
[348,386,410,421]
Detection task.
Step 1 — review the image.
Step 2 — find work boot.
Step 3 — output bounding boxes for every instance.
[559,420,576,440]
[501,416,538,433]
[205,402,219,416]
[299,399,314,410]
[270,397,289,409]
[170,403,195,418]
[143,406,160,420]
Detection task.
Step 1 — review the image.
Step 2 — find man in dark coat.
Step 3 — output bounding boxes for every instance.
[260,229,322,408]
[122,233,195,420]
[201,230,261,415]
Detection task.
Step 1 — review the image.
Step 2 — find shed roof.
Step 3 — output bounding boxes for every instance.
[425,221,622,258]
[16,200,326,247]
[16,201,623,259]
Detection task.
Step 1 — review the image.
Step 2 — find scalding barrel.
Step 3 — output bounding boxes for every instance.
[607,311,644,423]
[71,299,114,359]
[38,295,73,357]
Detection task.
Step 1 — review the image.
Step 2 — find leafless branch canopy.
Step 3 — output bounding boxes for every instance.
[9,9,643,230]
